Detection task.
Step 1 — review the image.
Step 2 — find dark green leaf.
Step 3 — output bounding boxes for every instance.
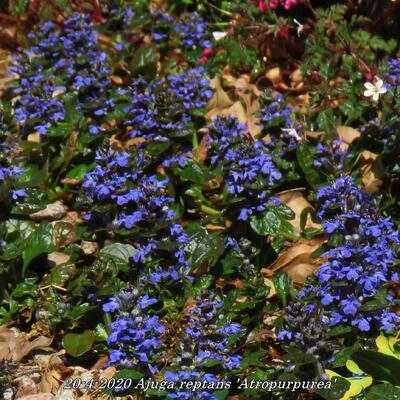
[12,0,29,15]
[300,207,311,231]
[22,223,56,276]
[63,330,96,357]
[129,46,157,79]
[46,263,76,286]
[332,343,361,367]
[278,219,300,240]
[285,347,317,365]
[272,272,292,306]
[94,324,108,342]
[185,228,225,271]
[222,256,241,275]
[66,163,96,181]
[11,279,38,299]
[64,303,96,321]
[366,384,400,400]
[250,211,281,236]
[11,189,48,215]
[193,274,214,293]
[213,389,229,400]
[173,160,205,184]
[315,377,350,400]
[19,163,48,187]
[99,243,137,269]
[114,368,144,380]
[296,145,323,187]
[48,122,76,137]
[269,204,295,220]
[352,350,400,386]
[240,350,268,368]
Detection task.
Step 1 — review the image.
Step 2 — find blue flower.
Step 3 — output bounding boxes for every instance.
[386,58,400,89]
[165,290,241,399]
[12,13,113,135]
[280,176,400,351]
[124,68,212,146]
[103,287,165,374]
[314,138,350,173]
[174,12,211,50]
[83,143,190,287]
[260,93,292,126]
[0,113,25,202]
[206,117,281,220]
[12,74,65,135]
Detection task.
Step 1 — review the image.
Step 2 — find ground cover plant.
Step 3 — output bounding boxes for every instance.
[0,0,400,399]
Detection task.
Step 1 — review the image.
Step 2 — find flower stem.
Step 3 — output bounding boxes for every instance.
[201,204,221,216]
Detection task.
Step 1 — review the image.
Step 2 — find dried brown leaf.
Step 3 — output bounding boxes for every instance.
[336,126,361,144]
[276,189,321,231]
[109,75,123,85]
[206,101,247,125]
[35,350,64,394]
[92,355,109,370]
[290,69,303,85]
[149,0,168,11]
[357,150,384,193]
[205,224,225,231]
[17,394,54,400]
[0,49,11,78]
[225,74,261,136]
[99,366,117,380]
[40,367,62,394]
[51,221,77,248]
[30,201,68,222]
[264,277,277,299]
[110,135,146,149]
[206,74,261,136]
[207,76,233,110]
[15,377,39,398]
[305,131,326,140]
[60,178,80,187]
[215,278,244,290]
[229,75,261,97]
[262,238,326,285]
[196,133,208,162]
[63,212,82,226]
[245,329,274,344]
[47,252,70,268]
[265,67,283,84]
[0,326,53,362]
[16,336,53,363]
[27,133,41,144]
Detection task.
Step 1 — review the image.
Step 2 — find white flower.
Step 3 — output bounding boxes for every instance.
[282,127,302,141]
[212,31,227,41]
[364,78,387,102]
[293,18,304,37]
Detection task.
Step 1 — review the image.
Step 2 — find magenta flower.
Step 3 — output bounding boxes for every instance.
[251,0,266,12]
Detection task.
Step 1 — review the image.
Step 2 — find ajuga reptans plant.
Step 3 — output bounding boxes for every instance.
[279,176,400,352]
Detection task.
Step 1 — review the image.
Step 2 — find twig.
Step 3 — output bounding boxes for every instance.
[0,12,16,24]
[12,367,41,380]
[205,1,233,16]
[39,284,67,292]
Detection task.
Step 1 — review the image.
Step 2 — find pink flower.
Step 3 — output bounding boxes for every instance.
[199,48,212,64]
[283,0,299,9]
[258,0,266,12]
[269,0,279,8]
[279,25,289,38]
[251,0,266,12]
[269,0,300,9]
